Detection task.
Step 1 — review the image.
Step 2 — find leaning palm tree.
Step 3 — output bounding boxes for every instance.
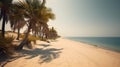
[16,0,55,50]
[0,0,13,38]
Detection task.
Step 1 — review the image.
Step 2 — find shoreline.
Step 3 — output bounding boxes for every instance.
[4,38,120,67]
[65,37,120,53]
[73,40,120,53]
[65,38,120,56]
[64,38,120,54]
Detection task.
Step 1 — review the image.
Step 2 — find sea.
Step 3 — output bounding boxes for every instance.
[66,37,120,52]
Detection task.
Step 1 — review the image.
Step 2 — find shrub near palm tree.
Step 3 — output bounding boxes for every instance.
[27,35,40,49]
[0,34,15,56]
[20,34,40,49]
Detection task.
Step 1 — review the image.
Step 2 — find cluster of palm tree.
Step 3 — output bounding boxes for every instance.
[0,0,59,50]
[45,27,59,40]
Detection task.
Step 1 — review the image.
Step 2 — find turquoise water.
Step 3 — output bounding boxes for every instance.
[67,37,120,52]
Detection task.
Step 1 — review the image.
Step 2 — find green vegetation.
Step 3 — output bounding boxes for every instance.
[0,34,15,55]
[0,0,59,51]
[20,34,40,42]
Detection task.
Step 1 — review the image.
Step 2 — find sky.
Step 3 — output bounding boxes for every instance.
[1,0,120,37]
[46,0,120,37]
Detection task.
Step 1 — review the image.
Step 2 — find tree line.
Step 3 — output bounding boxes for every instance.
[0,0,59,50]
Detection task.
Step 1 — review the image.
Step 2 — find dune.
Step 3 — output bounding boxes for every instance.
[4,38,120,67]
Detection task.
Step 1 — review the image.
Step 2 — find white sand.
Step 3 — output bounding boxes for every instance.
[5,38,120,67]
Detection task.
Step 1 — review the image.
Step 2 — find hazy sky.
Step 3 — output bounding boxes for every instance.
[46,0,120,37]
[1,0,120,37]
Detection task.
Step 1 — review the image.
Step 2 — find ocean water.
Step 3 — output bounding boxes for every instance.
[67,37,120,52]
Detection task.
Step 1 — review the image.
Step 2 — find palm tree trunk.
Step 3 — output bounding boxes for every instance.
[16,28,20,40]
[1,11,6,38]
[34,31,37,37]
[16,24,31,50]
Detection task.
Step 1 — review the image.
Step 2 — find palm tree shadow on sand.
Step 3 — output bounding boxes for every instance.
[20,46,63,64]
[39,44,51,48]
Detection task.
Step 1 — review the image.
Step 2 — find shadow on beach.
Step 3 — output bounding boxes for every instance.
[38,44,51,48]
[0,43,63,67]
[20,45,63,64]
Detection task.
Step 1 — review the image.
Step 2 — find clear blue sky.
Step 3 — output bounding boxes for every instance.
[1,0,120,37]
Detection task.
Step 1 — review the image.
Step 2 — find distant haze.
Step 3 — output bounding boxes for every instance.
[47,0,120,37]
[1,0,120,37]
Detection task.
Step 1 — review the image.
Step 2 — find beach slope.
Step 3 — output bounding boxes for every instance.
[5,38,120,67]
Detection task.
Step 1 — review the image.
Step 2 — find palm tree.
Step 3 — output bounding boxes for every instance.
[0,0,13,38]
[40,23,49,40]
[12,0,55,50]
[48,27,58,39]
[9,4,26,40]
[15,0,45,50]
[31,2,55,39]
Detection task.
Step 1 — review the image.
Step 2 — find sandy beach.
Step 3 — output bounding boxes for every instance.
[5,38,120,67]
